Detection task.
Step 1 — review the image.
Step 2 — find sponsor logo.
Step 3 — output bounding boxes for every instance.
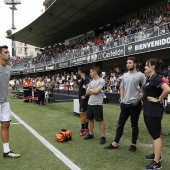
[71,56,91,66]
[46,65,54,70]
[103,49,123,58]
[35,67,44,72]
[127,45,133,52]
[98,48,124,60]
[71,56,87,65]
[59,61,70,68]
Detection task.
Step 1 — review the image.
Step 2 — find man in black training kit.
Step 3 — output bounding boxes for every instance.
[78,67,90,136]
[104,57,146,151]
[84,66,106,144]
[0,46,20,158]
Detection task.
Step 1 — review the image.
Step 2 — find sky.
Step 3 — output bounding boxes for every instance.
[0,0,44,53]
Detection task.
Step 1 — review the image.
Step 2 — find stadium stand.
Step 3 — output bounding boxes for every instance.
[8,1,170,103]
[10,2,170,71]
[10,7,169,66]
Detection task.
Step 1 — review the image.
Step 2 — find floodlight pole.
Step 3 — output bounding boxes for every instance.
[4,0,21,58]
[11,4,16,30]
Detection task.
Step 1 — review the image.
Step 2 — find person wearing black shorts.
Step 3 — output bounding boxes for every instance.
[104,57,146,151]
[78,67,90,136]
[84,66,106,144]
[143,58,170,170]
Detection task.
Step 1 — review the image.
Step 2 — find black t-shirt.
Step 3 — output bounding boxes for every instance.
[143,74,164,117]
[79,75,90,100]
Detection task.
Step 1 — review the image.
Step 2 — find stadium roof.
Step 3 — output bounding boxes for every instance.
[8,0,160,47]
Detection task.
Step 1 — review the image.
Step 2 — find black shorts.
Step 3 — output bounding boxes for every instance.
[144,114,161,140]
[87,105,103,121]
[79,99,88,112]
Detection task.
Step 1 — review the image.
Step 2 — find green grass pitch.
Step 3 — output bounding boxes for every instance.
[0,97,170,170]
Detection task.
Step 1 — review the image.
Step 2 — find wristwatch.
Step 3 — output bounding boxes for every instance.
[157,98,162,103]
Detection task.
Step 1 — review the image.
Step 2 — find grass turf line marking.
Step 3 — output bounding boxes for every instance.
[0,123,21,126]
[11,123,21,125]
[11,111,81,170]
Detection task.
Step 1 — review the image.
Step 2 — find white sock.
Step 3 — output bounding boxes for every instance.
[3,143,10,153]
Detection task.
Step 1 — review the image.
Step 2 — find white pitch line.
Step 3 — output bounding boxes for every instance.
[11,123,21,125]
[0,123,21,126]
[11,111,81,170]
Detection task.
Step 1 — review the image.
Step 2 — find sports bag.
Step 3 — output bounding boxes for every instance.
[56,129,72,142]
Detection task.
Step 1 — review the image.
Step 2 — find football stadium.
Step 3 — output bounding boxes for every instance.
[1,0,170,169]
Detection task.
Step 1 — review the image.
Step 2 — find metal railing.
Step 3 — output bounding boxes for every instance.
[12,22,170,71]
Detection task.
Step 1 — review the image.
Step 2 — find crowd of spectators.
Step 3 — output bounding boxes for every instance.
[11,3,170,68]
[9,56,32,67]
[11,59,170,94]
[29,3,170,65]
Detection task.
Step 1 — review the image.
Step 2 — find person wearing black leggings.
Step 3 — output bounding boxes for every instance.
[104,57,146,151]
[143,58,170,170]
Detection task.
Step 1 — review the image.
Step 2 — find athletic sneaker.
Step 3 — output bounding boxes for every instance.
[145,153,162,161]
[84,133,94,140]
[100,137,106,144]
[104,144,119,149]
[129,145,136,152]
[3,151,21,158]
[79,129,85,136]
[145,160,162,170]
[84,128,89,132]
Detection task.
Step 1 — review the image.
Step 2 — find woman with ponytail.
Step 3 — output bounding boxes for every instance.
[143,58,170,170]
